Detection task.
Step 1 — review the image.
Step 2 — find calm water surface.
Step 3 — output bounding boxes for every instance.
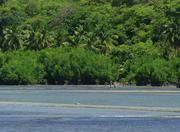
[0,89,180,107]
[0,87,180,132]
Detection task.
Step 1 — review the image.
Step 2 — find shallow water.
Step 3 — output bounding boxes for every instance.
[1,104,180,132]
[1,116,180,132]
[0,88,180,132]
[0,89,180,108]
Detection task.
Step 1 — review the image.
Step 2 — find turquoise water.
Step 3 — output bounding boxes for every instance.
[0,88,180,132]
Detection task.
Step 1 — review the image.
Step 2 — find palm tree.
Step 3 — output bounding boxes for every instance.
[23,28,54,50]
[1,27,22,51]
[163,23,179,49]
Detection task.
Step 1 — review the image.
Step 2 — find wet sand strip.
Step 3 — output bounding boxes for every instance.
[1,101,180,113]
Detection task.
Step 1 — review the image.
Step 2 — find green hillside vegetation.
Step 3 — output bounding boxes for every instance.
[0,0,179,86]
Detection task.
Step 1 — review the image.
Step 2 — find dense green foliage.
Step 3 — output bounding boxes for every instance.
[126,57,179,86]
[0,0,179,86]
[0,51,44,84]
[39,48,118,84]
[0,48,118,84]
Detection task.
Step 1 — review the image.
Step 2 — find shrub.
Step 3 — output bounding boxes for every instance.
[39,47,118,84]
[126,57,178,86]
[0,51,45,85]
[111,41,160,64]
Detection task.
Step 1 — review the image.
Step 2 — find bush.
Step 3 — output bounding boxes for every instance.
[110,41,160,64]
[171,57,180,87]
[0,48,118,85]
[0,51,45,85]
[39,47,118,84]
[126,57,178,86]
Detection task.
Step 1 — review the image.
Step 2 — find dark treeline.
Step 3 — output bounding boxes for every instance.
[0,0,179,86]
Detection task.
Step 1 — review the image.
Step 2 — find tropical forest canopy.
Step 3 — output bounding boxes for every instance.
[0,0,179,86]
